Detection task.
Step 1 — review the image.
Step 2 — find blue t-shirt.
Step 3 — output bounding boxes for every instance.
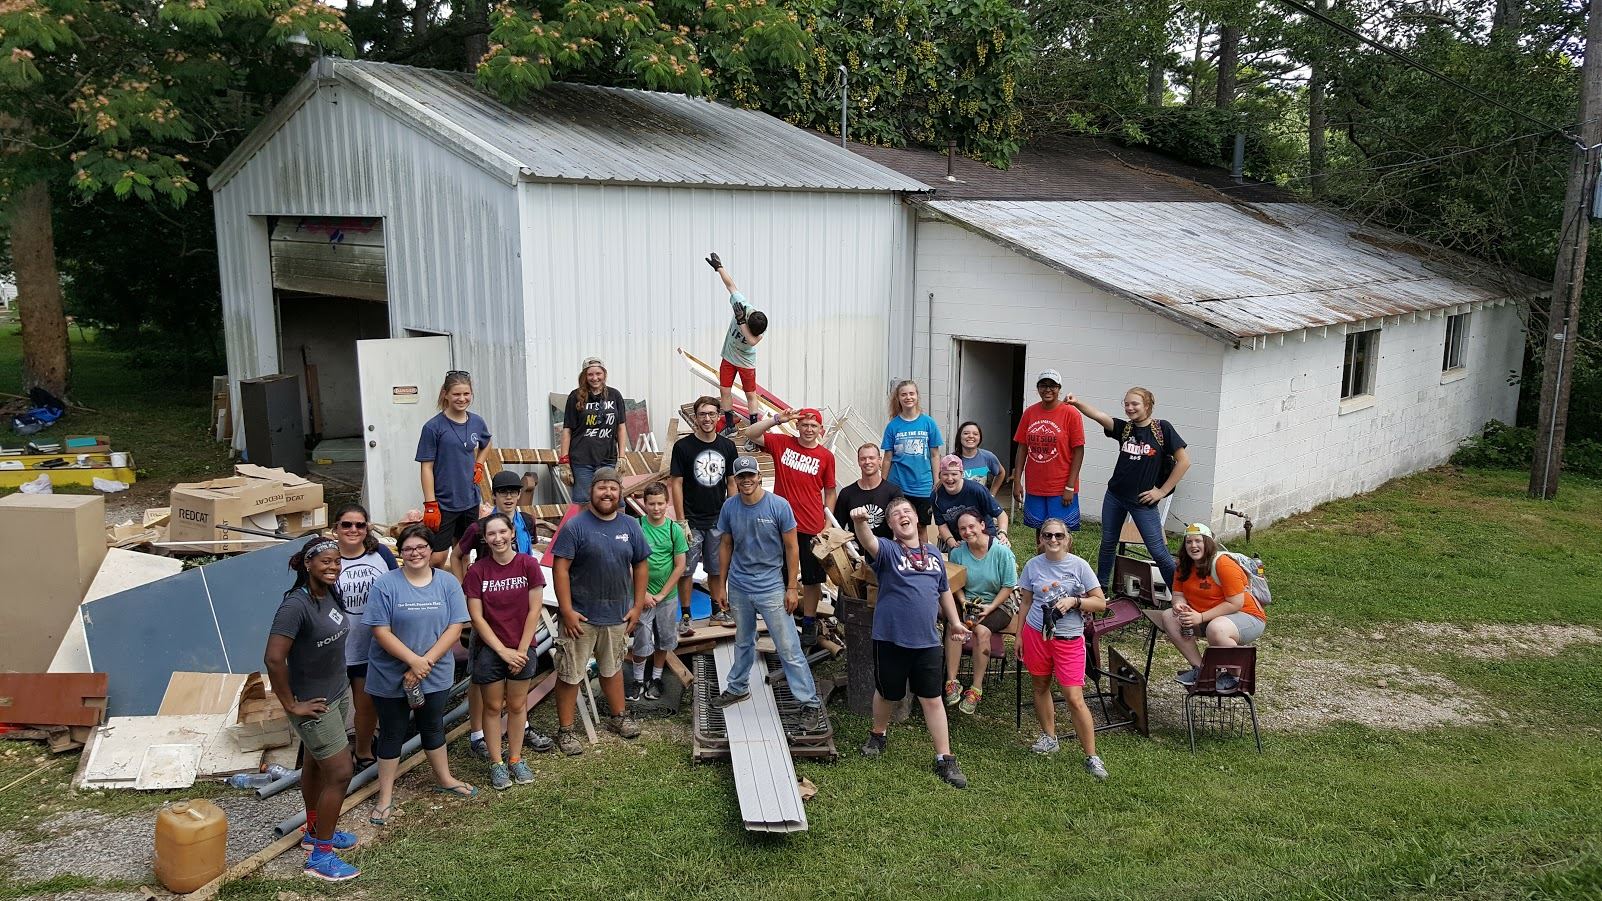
[1019,553,1099,639]
[931,478,1004,535]
[716,491,796,597]
[415,412,491,513]
[550,510,649,625]
[869,537,949,649]
[960,449,1004,486]
[882,415,943,497]
[362,568,469,698]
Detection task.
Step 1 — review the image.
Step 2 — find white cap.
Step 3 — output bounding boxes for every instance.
[1036,369,1062,386]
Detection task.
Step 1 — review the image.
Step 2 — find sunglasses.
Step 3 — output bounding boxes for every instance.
[337,520,368,530]
[1040,532,1068,540]
[447,370,471,379]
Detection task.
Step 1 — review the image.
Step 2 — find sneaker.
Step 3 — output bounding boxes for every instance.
[468,736,490,760]
[710,610,736,628]
[1215,672,1240,693]
[555,727,584,756]
[626,680,646,702]
[509,760,535,785]
[942,679,961,707]
[678,615,696,638]
[713,688,750,708]
[524,727,555,753]
[645,678,665,701]
[299,829,357,851]
[489,762,512,791]
[798,705,829,734]
[800,619,819,649]
[934,755,969,789]
[1031,733,1061,755]
[607,714,641,739]
[304,847,360,882]
[958,687,982,715]
[860,731,888,757]
[1175,666,1200,687]
[1084,755,1109,782]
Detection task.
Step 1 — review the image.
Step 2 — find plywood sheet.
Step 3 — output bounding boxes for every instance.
[50,550,184,673]
[0,673,108,726]
[159,673,248,716]
[135,744,201,790]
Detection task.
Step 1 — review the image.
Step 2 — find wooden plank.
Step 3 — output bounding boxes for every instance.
[713,641,807,832]
[662,650,695,687]
[0,673,109,727]
[158,673,249,716]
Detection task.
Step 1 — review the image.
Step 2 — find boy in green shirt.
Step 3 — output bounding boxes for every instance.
[627,483,688,701]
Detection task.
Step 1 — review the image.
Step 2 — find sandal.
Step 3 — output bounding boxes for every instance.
[432,782,478,799]
[369,803,396,826]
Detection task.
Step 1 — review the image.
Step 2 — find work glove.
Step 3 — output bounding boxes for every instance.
[705,252,722,271]
[422,501,442,531]
[474,463,487,485]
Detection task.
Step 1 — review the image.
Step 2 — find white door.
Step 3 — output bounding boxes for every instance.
[357,336,453,524]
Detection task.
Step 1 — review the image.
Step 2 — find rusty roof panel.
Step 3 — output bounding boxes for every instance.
[921,200,1546,340]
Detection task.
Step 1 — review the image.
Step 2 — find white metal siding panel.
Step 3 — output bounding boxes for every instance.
[519,182,900,446]
[913,222,1226,529]
[213,80,531,451]
[1212,303,1525,528]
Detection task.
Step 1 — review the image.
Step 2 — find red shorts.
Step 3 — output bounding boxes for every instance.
[1021,625,1085,688]
[719,358,757,393]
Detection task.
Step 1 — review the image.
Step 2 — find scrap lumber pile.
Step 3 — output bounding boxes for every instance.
[0,673,108,753]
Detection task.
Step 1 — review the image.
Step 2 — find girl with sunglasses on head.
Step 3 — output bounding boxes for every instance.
[1016,519,1110,781]
[331,503,396,772]
[417,371,493,575]
[264,537,361,882]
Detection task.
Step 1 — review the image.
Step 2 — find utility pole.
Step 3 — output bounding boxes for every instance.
[1530,0,1602,498]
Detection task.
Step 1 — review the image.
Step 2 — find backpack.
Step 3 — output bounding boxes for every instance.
[1210,548,1272,606]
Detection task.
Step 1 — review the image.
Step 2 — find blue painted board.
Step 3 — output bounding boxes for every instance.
[82,568,223,717]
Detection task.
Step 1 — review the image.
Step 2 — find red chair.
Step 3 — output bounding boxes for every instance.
[1083,597,1154,734]
[1183,645,1261,753]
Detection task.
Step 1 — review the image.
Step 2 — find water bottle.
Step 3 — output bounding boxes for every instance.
[225,772,274,789]
[406,681,426,709]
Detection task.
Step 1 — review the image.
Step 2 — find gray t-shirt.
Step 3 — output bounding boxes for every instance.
[551,509,649,625]
[269,587,351,702]
[1019,553,1099,639]
[716,491,796,597]
[362,568,469,698]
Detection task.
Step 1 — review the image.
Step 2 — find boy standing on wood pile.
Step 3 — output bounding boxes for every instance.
[625,483,688,703]
[707,252,768,437]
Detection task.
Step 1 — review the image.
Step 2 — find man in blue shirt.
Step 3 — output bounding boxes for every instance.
[711,456,827,734]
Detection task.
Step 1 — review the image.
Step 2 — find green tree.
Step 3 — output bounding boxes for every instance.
[0,0,350,397]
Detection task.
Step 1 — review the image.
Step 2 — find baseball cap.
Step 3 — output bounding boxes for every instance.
[795,407,823,424]
[581,357,607,371]
[1036,369,1062,386]
[732,455,760,476]
[491,470,521,492]
[939,454,965,471]
[1184,522,1214,539]
[591,466,622,486]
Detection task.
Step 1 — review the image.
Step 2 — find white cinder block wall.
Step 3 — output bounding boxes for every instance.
[1211,302,1525,528]
[911,220,1226,530]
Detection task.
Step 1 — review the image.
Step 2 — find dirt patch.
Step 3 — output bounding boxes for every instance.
[1397,623,1602,660]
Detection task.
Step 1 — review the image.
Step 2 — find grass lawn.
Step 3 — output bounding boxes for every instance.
[0,323,230,490]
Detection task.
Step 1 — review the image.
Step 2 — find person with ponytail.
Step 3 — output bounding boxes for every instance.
[332,503,396,771]
[264,537,360,882]
[416,370,493,572]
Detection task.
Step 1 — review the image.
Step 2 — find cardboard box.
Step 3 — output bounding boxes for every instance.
[277,506,328,536]
[168,479,286,552]
[234,464,323,514]
[0,494,107,672]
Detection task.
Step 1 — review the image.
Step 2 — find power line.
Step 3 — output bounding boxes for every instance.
[1271,0,1582,146]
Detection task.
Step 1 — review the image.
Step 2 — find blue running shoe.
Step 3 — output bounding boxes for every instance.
[301,829,358,851]
[304,847,360,882]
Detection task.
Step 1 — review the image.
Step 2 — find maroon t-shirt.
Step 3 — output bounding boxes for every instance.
[463,553,546,648]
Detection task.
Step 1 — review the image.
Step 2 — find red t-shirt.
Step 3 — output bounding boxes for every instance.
[463,553,546,648]
[763,433,835,535]
[1012,402,1085,497]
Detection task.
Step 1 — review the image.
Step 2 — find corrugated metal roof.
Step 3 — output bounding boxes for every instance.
[921,199,1547,341]
[331,60,928,193]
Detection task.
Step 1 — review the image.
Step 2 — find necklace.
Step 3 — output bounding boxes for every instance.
[445,414,472,450]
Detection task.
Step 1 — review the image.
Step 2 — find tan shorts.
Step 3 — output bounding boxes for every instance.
[554,621,628,685]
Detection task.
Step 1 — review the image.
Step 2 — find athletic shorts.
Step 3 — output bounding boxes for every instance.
[554,621,628,685]
[287,689,353,761]
[1021,625,1086,688]
[346,663,368,682]
[630,602,681,657]
[873,640,943,701]
[685,525,721,578]
[905,496,935,528]
[428,506,478,552]
[1022,493,1081,531]
[470,640,538,684]
[1216,611,1266,645]
[787,532,826,586]
[719,358,758,393]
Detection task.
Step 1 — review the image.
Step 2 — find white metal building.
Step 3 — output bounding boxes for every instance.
[211,59,926,521]
[853,140,1545,531]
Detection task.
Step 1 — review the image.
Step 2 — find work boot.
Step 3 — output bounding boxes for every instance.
[860,731,887,758]
[800,618,819,649]
[606,713,641,739]
[555,727,583,756]
[713,688,750,708]
[934,755,968,789]
[798,705,829,734]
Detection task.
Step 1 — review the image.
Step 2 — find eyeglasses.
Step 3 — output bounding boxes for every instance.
[695,410,721,418]
[1040,532,1068,540]
[400,544,432,555]
[337,520,368,530]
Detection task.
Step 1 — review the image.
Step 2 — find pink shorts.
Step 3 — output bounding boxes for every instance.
[1021,625,1085,688]
[719,359,757,393]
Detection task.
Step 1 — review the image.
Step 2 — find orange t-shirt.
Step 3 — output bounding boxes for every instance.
[1174,554,1265,620]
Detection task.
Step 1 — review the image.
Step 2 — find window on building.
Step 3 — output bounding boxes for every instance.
[1442,313,1470,372]
[1342,328,1379,400]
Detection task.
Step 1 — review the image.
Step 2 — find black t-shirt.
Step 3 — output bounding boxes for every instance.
[669,433,738,529]
[834,479,903,539]
[563,387,626,466]
[1105,418,1186,501]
